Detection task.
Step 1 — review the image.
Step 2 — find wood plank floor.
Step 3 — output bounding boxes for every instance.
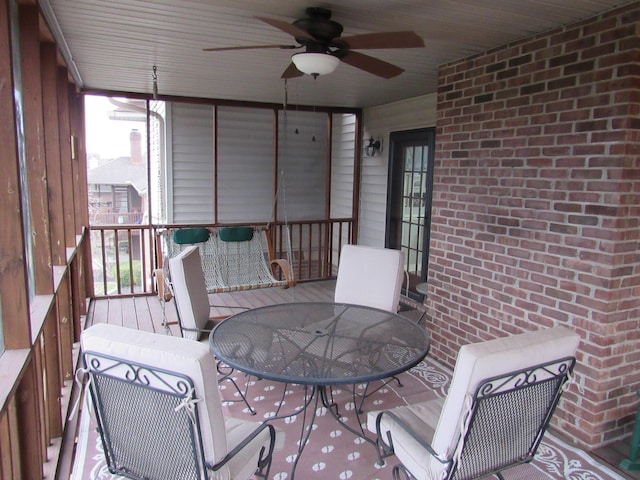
[85,279,336,334]
[84,279,639,480]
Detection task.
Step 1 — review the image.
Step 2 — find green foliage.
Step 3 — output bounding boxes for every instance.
[114,260,141,287]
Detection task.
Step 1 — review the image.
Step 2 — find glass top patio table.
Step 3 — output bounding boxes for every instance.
[209,301,430,386]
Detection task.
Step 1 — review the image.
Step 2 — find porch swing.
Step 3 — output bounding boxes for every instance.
[156,194,296,295]
[156,85,300,307]
[163,222,294,294]
[156,169,296,303]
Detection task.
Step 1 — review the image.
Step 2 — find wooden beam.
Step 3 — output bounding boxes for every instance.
[70,254,82,342]
[68,84,81,229]
[57,66,75,246]
[43,307,62,439]
[32,339,48,460]
[0,398,23,480]
[0,0,30,349]
[41,43,67,266]
[69,89,89,228]
[19,4,53,295]
[16,358,43,480]
[56,275,73,383]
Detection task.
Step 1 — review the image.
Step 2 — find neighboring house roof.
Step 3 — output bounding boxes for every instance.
[87,157,147,195]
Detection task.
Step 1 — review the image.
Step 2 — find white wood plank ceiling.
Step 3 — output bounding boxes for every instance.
[43,0,627,108]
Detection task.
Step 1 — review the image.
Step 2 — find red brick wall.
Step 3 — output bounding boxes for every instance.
[427,2,640,449]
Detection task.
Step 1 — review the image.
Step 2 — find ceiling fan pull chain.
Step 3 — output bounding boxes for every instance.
[312,77,317,142]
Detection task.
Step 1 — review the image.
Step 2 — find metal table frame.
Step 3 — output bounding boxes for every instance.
[209,301,430,479]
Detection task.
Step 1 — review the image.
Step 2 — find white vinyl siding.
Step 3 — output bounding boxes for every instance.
[359,93,437,247]
[169,102,214,223]
[331,113,355,220]
[167,102,357,229]
[278,110,327,221]
[331,113,356,264]
[217,107,274,223]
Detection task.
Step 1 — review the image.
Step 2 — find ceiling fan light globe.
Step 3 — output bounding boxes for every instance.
[292,52,339,76]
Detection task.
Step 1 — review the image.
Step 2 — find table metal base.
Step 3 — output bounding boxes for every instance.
[266,383,377,480]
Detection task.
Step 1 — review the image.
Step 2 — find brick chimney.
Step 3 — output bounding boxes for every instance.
[130,129,142,165]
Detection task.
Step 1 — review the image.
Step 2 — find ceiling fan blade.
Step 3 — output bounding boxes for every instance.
[338,31,425,50]
[340,51,404,79]
[256,16,317,42]
[203,44,298,52]
[281,62,304,79]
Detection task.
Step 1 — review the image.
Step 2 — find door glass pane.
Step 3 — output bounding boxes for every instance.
[385,128,435,299]
[401,145,428,280]
[386,128,434,298]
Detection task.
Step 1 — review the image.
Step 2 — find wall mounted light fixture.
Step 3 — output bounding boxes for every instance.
[365,136,382,157]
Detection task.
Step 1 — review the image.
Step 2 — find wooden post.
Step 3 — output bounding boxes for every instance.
[57,67,75,246]
[56,274,74,382]
[41,42,67,267]
[19,4,53,295]
[0,398,23,479]
[44,308,63,438]
[0,0,30,349]
[17,358,43,480]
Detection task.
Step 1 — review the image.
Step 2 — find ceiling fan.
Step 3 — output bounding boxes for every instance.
[203,7,425,79]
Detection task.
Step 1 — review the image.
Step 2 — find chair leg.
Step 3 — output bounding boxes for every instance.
[355,376,403,413]
[392,464,415,480]
[216,362,256,415]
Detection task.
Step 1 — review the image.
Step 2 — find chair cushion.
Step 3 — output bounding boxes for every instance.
[433,326,579,460]
[372,327,580,480]
[80,324,227,466]
[334,244,405,312]
[168,246,210,340]
[224,417,274,480]
[219,226,254,242]
[173,227,210,245]
[368,398,444,480]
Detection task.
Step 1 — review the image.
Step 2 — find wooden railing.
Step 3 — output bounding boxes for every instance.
[89,225,156,296]
[0,219,353,478]
[88,219,354,297]
[89,211,143,225]
[0,229,90,479]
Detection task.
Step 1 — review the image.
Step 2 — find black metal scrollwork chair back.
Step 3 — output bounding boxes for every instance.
[81,323,275,480]
[369,327,580,480]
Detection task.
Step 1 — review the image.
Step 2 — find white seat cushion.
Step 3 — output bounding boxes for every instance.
[168,245,211,340]
[334,244,405,312]
[368,397,444,480]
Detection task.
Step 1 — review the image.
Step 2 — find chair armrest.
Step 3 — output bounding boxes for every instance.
[153,268,173,302]
[207,423,276,474]
[180,324,215,334]
[375,410,448,466]
[398,294,427,324]
[269,259,296,288]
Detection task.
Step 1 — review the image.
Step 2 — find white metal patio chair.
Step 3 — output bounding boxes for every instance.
[80,323,276,480]
[369,326,580,480]
[334,244,405,313]
[168,245,256,414]
[334,244,407,409]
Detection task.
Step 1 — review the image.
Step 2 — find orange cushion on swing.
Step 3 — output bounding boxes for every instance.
[219,226,254,242]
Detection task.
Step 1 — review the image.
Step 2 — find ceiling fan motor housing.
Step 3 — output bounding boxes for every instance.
[293,7,343,51]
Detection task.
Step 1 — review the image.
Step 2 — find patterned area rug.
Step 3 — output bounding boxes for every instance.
[71,356,623,480]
